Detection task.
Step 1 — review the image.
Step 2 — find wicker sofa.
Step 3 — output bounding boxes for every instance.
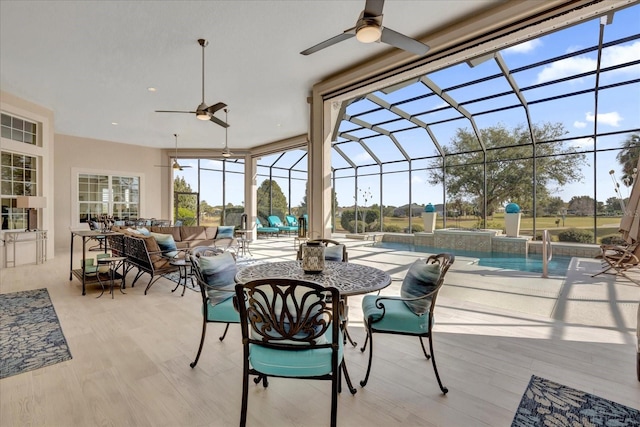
[108,225,238,294]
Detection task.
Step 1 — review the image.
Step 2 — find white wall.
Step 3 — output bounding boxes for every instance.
[54,133,169,254]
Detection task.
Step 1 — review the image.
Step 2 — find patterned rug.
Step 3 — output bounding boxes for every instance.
[0,288,72,379]
[512,375,640,426]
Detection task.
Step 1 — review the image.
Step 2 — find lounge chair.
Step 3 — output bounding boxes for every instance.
[256,218,279,238]
[267,215,297,235]
[592,240,640,284]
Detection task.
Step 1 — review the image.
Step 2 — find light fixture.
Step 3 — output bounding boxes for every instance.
[222,109,232,158]
[16,196,47,232]
[196,102,210,120]
[356,21,382,43]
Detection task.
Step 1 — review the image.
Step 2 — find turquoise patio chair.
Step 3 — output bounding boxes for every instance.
[256,218,279,238]
[359,253,455,394]
[188,246,240,368]
[267,215,297,235]
[234,278,356,427]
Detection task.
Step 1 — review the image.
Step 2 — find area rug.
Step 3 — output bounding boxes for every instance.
[0,288,72,379]
[511,375,640,426]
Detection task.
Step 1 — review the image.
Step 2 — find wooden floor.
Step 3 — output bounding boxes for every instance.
[1,237,639,427]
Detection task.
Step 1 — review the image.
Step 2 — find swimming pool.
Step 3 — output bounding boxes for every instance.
[374,242,572,276]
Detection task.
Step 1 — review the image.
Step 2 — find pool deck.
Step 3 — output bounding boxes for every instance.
[252,234,639,332]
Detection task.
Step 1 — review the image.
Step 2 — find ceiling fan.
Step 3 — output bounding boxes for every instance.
[155,39,229,128]
[300,0,429,57]
[221,109,233,158]
[154,134,192,171]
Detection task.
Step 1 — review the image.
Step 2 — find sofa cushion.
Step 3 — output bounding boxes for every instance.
[150,232,179,258]
[199,251,237,305]
[216,226,235,239]
[400,260,441,316]
[149,226,181,242]
[181,226,207,241]
[205,227,218,240]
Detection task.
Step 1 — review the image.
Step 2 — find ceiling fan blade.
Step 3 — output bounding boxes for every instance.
[363,0,384,17]
[155,110,196,114]
[380,27,429,56]
[300,30,355,56]
[206,102,227,114]
[209,115,229,128]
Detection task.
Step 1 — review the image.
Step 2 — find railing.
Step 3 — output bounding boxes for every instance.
[541,229,553,278]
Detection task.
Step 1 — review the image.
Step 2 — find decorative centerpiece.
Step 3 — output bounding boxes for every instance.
[301,241,325,273]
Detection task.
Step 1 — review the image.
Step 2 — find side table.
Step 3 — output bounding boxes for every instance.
[235,229,252,257]
[96,256,127,299]
[170,259,194,297]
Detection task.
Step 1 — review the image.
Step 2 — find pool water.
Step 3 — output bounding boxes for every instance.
[374,242,572,276]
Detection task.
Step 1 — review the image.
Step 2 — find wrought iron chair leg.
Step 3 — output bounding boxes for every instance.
[359,327,370,352]
[341,361,357,394]
[253,374,268,387]
[144,276,162,295]
[190,319,207,368]
[343,323,357,347]
[359,325,374,387]
[219,323,230,341]
[240,365,249,427]
[419,336,432,360]
[428,334,448,394]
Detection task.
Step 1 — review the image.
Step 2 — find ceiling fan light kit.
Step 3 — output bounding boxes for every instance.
[221,109,233,158]
[300,0,429,56]
[155,39,229,128]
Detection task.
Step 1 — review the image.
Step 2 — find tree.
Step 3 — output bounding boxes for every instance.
[605,196,622,214]
[616,133,639,184]
[567,195,595,216]
[427,123,586,217]
[256,179,288,221]
[299,182,338,216]
[173,176,196,217]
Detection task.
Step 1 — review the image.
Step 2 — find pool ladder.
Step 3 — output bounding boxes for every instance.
[541,229,553,278]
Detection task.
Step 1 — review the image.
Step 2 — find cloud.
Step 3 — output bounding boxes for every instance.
[504,39,542,54]
[585,111,622,127]
[573,121,587,128]
[355,151,373,162]
[411,175,424,185]
[535,57,594,83]
[535,41,640,84]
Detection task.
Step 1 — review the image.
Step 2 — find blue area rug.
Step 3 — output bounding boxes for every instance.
[0,288,72,379]
[512,375,640,426]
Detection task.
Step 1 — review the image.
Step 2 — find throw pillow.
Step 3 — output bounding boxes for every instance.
[324,244,345,261]
[199,251,237,305]
[137,227,150,236]
[216,226,235,239]
[400,260,441,315]
[150,232,179,258]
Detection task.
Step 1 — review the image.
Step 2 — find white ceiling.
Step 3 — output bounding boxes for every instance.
[0,0,502,151]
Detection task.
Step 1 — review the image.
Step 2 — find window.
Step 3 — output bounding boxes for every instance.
[1,151,38,229]
[1,113,37,145]
[78,173,140,222]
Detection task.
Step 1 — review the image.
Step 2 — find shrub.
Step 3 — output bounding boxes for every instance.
[557,228,594,243]
[383,224,403,232]
[410,223,424,232]
[600,234,626,245]
[341,209,380,232]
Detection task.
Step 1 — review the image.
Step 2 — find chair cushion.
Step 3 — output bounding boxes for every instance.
[362,295,430,334]
[216,226,235,239]
[248,330,343,377]
[267,216,283,227]
[205,297,240,323]
[324,244,345,261]
[199,251,237,305]
[150,232,179,258]
[400,260,441,315]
